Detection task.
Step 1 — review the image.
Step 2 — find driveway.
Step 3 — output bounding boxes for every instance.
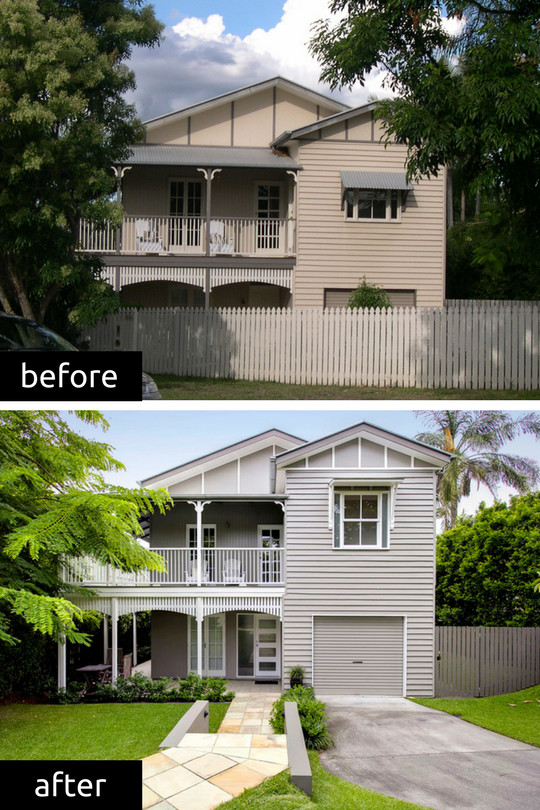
[318,697,540,810]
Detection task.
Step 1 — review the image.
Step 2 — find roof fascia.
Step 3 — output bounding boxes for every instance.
[271,101,379,148]
[144,76,349,130]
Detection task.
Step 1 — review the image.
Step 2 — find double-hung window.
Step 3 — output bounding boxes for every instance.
[333,487,390,549]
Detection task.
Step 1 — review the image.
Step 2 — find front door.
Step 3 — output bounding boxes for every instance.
[237,613,280,677]
[189,614,225,676]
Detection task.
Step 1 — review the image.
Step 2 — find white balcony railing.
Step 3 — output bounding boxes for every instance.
[78,216,295,257]
[62,547,284,587]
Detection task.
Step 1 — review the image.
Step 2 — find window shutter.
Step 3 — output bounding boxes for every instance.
[381,493,389,548]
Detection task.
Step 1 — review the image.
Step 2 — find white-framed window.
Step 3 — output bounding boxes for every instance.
[332,487,391,549]
[345,189,400,221]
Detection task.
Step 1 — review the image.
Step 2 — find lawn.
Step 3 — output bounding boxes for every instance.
[412,684,540,747]
[218,750,433,810]
[0,702,229,760]
[153,375,540,400]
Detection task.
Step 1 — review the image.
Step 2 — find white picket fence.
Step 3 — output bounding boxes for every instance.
[85,300,540,390]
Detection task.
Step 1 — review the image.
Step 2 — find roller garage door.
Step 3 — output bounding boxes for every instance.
[313,616,404,696]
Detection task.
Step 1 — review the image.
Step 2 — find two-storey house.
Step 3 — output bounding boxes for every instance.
[61,421,450,698]
[79,77,446,311]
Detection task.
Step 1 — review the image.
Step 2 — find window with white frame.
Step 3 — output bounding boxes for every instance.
[333,487,390,549]
[345,189,400,221]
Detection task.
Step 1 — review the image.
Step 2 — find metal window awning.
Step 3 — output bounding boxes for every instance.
[340,170,413,208]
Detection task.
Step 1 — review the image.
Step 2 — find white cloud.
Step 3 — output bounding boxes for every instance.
[126,0,387,121]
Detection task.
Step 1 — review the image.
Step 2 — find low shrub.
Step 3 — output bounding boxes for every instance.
[47,673,235,704]
[269,685,334,750]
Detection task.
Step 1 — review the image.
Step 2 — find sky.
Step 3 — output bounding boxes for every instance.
[63,407,540,523]
[126,0,388,121]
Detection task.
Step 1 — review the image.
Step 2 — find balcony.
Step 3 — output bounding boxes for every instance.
[78,216,296,258]
[62,547,284,588]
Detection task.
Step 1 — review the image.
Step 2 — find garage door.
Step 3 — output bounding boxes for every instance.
[313,616,404,696]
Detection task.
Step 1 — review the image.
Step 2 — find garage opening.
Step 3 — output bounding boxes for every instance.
[313,615,404,696]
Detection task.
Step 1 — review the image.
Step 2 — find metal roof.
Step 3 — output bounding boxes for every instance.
[340,170,413,190]
[123,144,301,170]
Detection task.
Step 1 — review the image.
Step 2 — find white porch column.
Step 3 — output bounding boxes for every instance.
[197,167,222,308]
[196,598,203,678]
[102,615,108,664]
[188,500,210,587]
[132,614,138,667]
[57,635,67,691]
[111,598,118,684]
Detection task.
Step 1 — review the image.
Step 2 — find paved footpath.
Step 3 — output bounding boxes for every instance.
[142,684,287,810]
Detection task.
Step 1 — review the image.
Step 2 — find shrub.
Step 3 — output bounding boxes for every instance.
[50,673,236,704]
[348,277,392,309]
[269,685,334,750]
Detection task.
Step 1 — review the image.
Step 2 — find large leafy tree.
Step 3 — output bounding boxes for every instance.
[0,411,171,646]
[416,410,540,528]
[436,492,540,625]
[0,1,162,331]
[311,2,540,296]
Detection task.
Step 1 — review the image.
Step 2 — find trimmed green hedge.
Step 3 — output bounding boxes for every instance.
[49,672,235,704]
[269,685,334,750]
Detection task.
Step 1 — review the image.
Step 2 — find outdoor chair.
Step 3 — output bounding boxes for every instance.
[185,560,209,585]
[222,557,245,585]
[209,220,234,255]
[135,218,163,253]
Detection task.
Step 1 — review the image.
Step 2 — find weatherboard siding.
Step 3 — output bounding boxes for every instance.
[282,468,437,697]
[293,136,446,308]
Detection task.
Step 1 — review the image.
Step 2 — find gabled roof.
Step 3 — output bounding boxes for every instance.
[275,421,452,469]
[124,144,301,170]
[140,429,305,489]
[271,101,379,148]
[144,76,349,130]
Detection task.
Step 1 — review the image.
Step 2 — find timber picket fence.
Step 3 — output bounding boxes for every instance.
[85,300,540,390]
[435,626,540,697]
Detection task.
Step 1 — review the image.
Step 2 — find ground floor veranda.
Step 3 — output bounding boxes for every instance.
[58,593,283,690]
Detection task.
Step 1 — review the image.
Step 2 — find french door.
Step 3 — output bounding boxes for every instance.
[237,613,280,677]
[189,614,225,677]
[256,184,281,252]
[169,180,203,251]
[258,526,282,584]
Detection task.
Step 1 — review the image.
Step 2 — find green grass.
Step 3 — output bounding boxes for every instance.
[411,684,540,747]
[0,702,229,760]
[219,751,433,810]
[153,375,540,400]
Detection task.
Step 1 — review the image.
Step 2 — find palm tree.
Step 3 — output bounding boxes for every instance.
[415,411,540,529]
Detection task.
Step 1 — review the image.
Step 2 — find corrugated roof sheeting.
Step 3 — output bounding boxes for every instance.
[124,144,300,169]
[340,170,413,190]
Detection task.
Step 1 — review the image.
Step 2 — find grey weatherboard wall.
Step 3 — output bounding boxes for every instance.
[281,465,439,697]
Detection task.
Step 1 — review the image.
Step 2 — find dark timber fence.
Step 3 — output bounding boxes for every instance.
[435,626,540,697]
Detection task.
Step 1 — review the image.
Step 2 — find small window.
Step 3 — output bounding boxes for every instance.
[345,189,400,221]
[333,488,390,549]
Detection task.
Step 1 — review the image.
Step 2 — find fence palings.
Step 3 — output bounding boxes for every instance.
[85,300,540,390]
[435,626,540,697]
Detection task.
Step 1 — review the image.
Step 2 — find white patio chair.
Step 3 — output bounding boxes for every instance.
[209,220,234,255]
[135,218,163,253]
[185,560,209,585]
[222,557,245,585]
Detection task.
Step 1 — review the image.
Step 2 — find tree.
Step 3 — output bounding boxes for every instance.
[0,411,171,646]
[0,1,163,332]
[436,492,540,626]
[415,410,540,528]
[348,277,392,309]
[310,2,540,293]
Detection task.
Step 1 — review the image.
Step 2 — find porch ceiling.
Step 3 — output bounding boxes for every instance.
[124,144,301,170]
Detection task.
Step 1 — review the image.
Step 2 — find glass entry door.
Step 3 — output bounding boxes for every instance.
[237,613,280,677]
[189,614,224,676]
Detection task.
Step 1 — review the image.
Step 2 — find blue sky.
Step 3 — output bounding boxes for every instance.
[150,1,284,37]
[63,408,540,520]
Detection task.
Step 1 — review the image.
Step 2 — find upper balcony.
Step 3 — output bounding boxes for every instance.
[62,546,284,588]
[77,215,296,259]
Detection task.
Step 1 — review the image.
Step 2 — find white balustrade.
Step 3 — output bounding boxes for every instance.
[61,548,284,587]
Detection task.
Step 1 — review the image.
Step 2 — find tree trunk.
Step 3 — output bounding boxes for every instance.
[446,167,454,228]
[0,279,15,314]
[7,257,36,320]
[460,189,466,222]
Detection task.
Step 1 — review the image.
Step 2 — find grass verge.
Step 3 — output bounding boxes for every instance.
[219,750,432,810]
[153,375,540,400]
[411,684,540,747]
[0,702,229,760]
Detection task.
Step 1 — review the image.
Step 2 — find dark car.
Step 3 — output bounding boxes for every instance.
[0,312,161,400]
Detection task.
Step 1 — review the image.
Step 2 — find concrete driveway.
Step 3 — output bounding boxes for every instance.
[318,697,540,810]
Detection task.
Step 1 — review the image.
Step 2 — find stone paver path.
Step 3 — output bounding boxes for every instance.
[142,683,287,810]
